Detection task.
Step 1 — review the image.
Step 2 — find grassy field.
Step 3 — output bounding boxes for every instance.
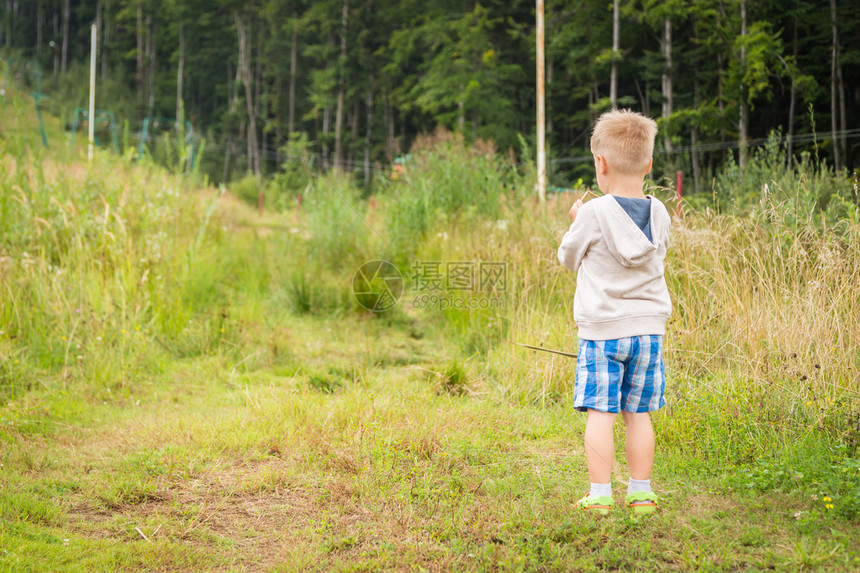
[2,82,860,571]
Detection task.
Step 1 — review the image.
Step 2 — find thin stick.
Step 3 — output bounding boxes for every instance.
[505,341,577,358]
[135,527,151,543]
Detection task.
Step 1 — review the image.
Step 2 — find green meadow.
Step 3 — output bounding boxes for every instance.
[1,84,860,571]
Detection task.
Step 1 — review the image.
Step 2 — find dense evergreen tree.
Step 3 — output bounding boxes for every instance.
[1,0,857,185]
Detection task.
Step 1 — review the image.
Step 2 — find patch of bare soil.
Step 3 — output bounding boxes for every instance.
[68,459,323,570]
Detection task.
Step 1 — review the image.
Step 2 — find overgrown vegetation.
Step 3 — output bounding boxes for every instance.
[2,83,859,569]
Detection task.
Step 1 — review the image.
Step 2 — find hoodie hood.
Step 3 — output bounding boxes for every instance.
[591,195,667,267]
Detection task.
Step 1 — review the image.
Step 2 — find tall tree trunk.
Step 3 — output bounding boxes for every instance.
[691,126,701,193]
[634,79,650,118]
[610,0,619,109]
[148,10,157,119]
[224,62,236,182]
[837,52,846,170]
[383,89,392,161]
[176,6,184,126]
[254,24,263,171]
[288,14,297,135]
[458,99,465,132]
[588,79,596,124]
[547,57,553,135]
[322,100,331,170]
[389,101,397,157]
[834,6,847,169]
[348,99,359,169]
[61,0,69,74]
[644,79,650,117]
[787,17,797,166]
[261,87,268,175]
[96,1,102,75]
[5,0,11,47]
[255,27,262,122]
[334,0,349,171]
[661,17,673,152]
[829,0,841,171]
[364,87,372,187]
[717,53,724,141]
[223,140,233,183]
[101,0,110,78]
[692,68,701,194]
[136,1,143,99]
[235,11,260,177]
[52,10,59,74]
[37,2,43,60]
[144,10,152,110]
[472,110,478,142]
[738,0,748,168]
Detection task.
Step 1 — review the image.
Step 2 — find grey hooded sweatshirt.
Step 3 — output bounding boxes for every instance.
[557,194,672,340]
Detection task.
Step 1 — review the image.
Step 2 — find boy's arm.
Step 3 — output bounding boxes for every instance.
[557,205,597,271]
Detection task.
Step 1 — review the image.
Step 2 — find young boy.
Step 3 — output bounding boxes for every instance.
[557,109,672,515]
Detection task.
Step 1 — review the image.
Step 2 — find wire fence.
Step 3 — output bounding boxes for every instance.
[4,52,857,181]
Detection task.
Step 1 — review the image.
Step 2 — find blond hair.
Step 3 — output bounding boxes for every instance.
[590,109,658,176]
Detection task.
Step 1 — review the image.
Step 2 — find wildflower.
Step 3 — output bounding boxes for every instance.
[806,401,812,406]
[135,326,140,331]
[823,496,831,502]
[61,336,67,341]
[121,329,127,334]
[825,503,834,510]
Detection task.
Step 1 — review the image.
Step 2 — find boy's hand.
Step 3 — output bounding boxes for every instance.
[569,199,583,222]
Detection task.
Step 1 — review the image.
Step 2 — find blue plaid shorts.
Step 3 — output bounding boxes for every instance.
[573,335,666,413]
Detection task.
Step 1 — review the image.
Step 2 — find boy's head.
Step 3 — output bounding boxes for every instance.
[590,109,658,177]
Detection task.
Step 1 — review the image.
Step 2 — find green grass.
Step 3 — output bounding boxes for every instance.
[2,317,858,570]
[1,81,859,570]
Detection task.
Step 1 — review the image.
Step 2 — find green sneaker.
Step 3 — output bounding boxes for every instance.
[576,493,614,515]
[626,491,658,514]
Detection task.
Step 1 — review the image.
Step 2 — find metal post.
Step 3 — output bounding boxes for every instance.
[88,23,97,161]
[34,94,49,147]
[138,117,150,160]
[536,0,546,203]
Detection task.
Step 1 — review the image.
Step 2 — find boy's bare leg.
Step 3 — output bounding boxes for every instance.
[621,411,654,480]
[584,409,617,483]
